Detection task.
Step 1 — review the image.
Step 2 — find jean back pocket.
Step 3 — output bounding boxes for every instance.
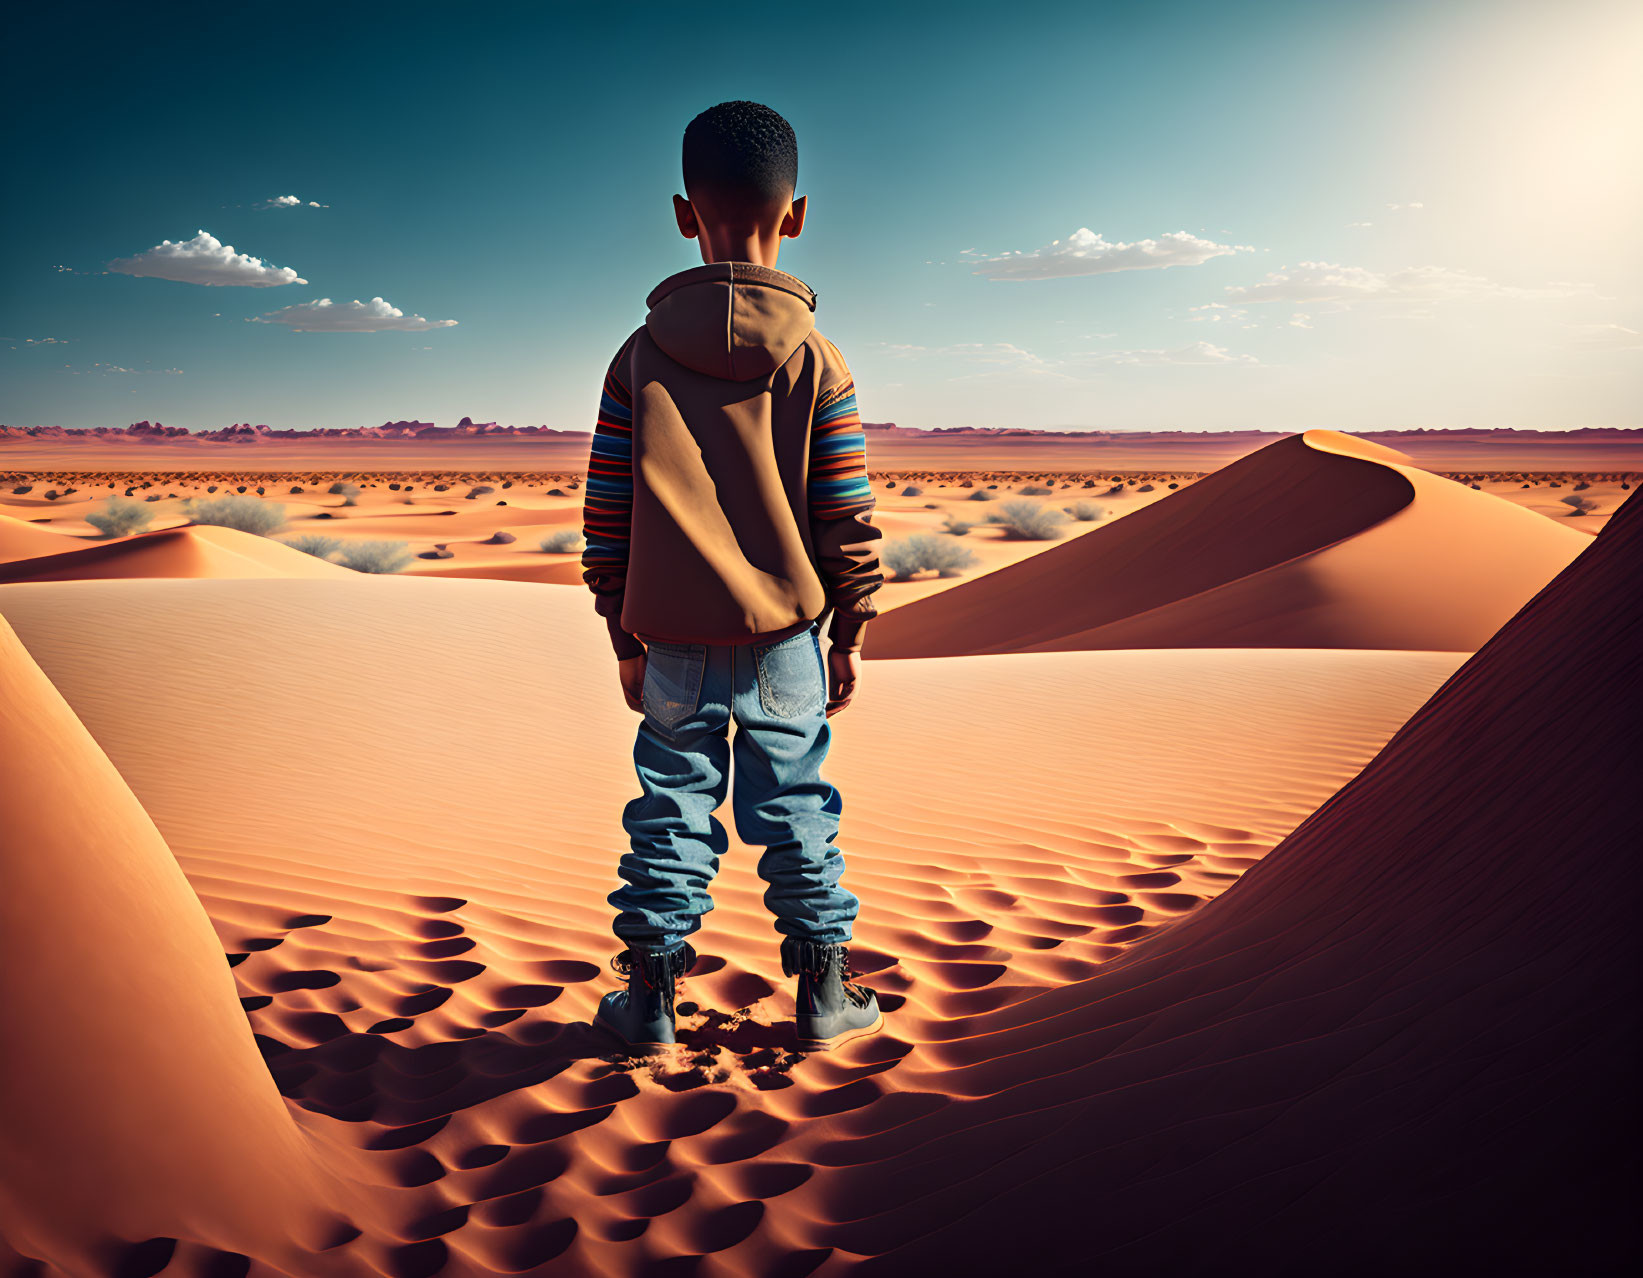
[755,628,824,720]
[642,641,705,732]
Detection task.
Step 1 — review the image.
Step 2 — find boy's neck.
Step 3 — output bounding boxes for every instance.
[700,230,782,269]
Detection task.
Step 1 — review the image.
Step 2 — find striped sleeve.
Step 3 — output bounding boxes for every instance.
[581,336,644,659]
[807,357,884,652]
[809,380,874,517]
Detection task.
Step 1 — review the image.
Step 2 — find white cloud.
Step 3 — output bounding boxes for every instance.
[259,194,329,209]
[251,296,458,333]
[966,227,1254,281]
[874,338,1077,377]
[1386,201,1425,210]
[1289,313,1314,329]
[1222,261,1590,306]
[1077,341,1259,366]
[11,336,67,347]
[1568,322,1643,352]
[64,362,182,375]
[875,340,1076,380]
[1346,220,1374,229]
[107,231,306,287]
[872,336,1258,375]
[1186,302,1256,326]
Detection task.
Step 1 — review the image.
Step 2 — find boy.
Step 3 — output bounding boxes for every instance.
[580,101,885,1053]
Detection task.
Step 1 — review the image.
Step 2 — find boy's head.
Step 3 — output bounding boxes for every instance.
[675,100,806,267]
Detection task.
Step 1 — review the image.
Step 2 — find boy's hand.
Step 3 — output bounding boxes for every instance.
[618,653,646,712]
[826,647,861,717]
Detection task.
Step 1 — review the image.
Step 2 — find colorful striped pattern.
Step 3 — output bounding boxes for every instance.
[581,354,634,574]
[808,378,874,518]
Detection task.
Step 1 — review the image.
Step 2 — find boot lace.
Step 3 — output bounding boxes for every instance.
[610,942,696,988]
[782,938,875,1008]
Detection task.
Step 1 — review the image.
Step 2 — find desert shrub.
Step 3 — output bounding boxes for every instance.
[996,499,1068,540]
[900,485,924,497]
[940,515,975,535]
[1572,480,1590,491]
[1561,495,1599,516]
[540,529,586,553]
[85,495,154,538]
[1017,483,1053,496]
[1064,500,1104,522]
[182,495,287,536]
[967,487,998,502]
[466,485,496,499]
[281,534,342,560]
[882,533,979,580]
[335,539,414,573]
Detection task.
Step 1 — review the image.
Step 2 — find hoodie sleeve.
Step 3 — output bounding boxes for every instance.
[581,335,646,660]
[808,346,884,652]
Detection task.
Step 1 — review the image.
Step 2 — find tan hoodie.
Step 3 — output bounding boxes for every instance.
[581,261,883,659]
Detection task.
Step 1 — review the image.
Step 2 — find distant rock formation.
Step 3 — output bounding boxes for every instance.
[4,420,1640,452]
[0,419,594,441]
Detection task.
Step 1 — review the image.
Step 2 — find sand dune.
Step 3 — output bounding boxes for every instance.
[0,523,355,583]
[0,574,1462,1274]
[0,615,358,1277]
[0,511,82,563]
[831,491,1640,1275]
[867,429,1592,657]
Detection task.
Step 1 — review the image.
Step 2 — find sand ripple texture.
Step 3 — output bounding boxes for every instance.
[0,571,1465,1277]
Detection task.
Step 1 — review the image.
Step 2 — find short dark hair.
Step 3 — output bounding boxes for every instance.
[682,100,798,212]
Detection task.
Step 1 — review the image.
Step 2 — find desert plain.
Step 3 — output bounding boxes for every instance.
[0,425,1638,1277]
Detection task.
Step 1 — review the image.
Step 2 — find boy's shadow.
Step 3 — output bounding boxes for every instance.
[252,954,907,1137]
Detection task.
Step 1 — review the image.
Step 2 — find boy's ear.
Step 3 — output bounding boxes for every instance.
[782,195,807,240]
[673,194,699,241]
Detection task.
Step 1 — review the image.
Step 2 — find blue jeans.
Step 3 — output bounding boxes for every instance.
[610,619,860,954]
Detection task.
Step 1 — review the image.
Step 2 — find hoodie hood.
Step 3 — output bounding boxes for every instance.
[645,261,817,383]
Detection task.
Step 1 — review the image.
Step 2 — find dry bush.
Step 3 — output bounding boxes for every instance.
[996,499,1068,540]
[280,534,342,560]
[540,529,586,553]
[182,495,287,536]
[85,495,154,538]
[335,540,414,573]
[882,533,979,580]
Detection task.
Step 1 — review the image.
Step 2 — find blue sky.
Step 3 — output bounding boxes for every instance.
[4,0,1639,432]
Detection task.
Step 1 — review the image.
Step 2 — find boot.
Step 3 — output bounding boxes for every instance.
[783,937,884,1052]
[594,942,695,1049]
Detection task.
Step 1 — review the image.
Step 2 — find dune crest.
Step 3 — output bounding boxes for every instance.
[867,428,1591,656]
[832,492,1640,1273]
[0,511,81,564]
[0,522,354,583]
[0,617,358,1274]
